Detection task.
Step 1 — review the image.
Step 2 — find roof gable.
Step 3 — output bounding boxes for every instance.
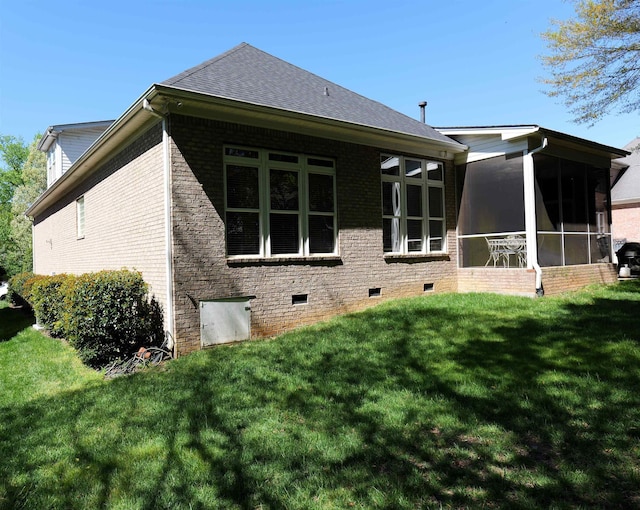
[612,137,640,203]
[162,43,455,144]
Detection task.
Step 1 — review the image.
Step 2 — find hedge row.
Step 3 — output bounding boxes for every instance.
[9,270,164,367]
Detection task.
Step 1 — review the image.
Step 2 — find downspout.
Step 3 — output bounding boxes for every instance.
[143,99,176,354]
[31,220,36,274]
[523,136,548,296]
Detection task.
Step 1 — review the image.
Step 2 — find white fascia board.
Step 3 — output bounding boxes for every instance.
[437,126,539,138]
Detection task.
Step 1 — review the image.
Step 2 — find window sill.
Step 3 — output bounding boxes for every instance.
[384,252,450,262]
[227,255,343,266]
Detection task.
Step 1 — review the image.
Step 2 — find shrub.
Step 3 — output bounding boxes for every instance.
[30,274,72,337]
[8,269,163,368]
[62,270,163,367]
[8,272,35,308]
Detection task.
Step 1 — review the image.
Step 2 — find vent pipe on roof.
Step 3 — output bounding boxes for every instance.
[418,101,427,123]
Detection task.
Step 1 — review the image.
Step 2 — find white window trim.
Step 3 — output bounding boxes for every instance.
[224,146,337,259]
[46,144,63,188]
[76,195,85,240]
[381,154,446,255]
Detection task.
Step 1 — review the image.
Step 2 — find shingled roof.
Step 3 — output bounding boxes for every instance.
[162,43,456,145]
[612,137,640,204]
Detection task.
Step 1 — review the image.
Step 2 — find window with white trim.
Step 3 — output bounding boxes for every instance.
[224,146,336,257]
[76,196,85,239]
[381,154,445,254]
[47,148,56,188]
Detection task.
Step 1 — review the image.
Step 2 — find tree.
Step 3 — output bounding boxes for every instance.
[0,134,46,278]
[10,139,47,274]
[541,0,640,124]
[0,135,29,279]
[0,136,29,205]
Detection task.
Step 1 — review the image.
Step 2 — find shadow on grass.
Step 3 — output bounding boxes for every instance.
[0,305,35,342]
[1,282,640,509]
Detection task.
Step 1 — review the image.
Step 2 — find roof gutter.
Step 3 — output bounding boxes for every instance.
[152,84,468,157]
[26,86,161,218]
[438,125,629,160]
[37,127,60,152]
[27,84,467,220]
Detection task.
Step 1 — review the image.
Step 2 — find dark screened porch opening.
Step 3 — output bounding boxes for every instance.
[457,152,612,268]
[457,154,527,268]
[534,154,611,267]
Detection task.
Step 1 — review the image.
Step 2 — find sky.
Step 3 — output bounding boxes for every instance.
[0,0,638,149]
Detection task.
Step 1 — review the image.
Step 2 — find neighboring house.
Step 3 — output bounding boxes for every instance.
[37,121,114,187]
[611,137,640,246]
[26,43,628,356]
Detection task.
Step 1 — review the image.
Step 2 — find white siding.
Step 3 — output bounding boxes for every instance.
[59,127,109,174]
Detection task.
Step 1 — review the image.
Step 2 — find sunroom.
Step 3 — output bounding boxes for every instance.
[438,126,629,296]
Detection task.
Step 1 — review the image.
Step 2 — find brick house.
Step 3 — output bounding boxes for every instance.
[26,43,628,356]
[612,137,640,248]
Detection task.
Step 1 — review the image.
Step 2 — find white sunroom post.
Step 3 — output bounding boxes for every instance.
[523,137,547,294]
[523,152,538,270]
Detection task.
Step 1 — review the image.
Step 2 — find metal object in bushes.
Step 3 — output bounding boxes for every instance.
[616,242,640,276]
[104,332,173,378]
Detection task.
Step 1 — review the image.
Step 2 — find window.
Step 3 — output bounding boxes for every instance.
[224,147,336,257]
[381,154,445,254]
[76,196,85,239]
[47,148,56,187]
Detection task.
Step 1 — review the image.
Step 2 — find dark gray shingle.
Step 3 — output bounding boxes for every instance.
[162,43,455,144]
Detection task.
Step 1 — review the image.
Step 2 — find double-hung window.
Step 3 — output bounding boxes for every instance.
[381,154,445,254]
[224,146,336,258]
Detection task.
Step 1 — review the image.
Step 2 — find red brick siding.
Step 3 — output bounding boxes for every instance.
[612,203,640,242]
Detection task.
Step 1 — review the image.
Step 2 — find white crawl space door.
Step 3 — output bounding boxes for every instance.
[200,297,252,346]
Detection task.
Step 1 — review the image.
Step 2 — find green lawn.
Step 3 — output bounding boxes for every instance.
[1,283,640,509]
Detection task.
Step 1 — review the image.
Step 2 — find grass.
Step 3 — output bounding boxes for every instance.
[1,283,640,509]
[0,301,102,405]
